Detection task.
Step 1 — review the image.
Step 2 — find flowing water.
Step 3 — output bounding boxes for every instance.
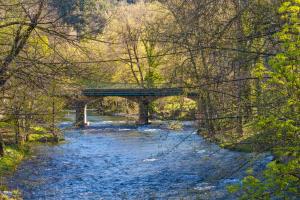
[6,112,272,200]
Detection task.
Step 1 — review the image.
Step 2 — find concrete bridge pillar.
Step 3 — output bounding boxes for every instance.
[75,102,88,127]
[137,98,150,125]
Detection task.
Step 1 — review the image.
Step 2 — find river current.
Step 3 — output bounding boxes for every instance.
[6,112,272,200]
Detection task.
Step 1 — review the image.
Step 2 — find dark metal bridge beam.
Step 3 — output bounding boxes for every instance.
[82,88,186,97]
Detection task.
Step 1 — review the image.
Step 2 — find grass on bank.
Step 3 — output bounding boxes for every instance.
[0,146,28,178]
[0,130,64,175]
[217,124,270,152]
[0,130,63,200]
[0,145,28,199]
[199,122,296,153]
[27,133,63,143]
[200,123,260,152]
[0,190,22,200]
[0,132,63,177]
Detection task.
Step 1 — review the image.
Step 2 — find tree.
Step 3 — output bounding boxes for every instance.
[101,2,170,88]
[50,0,109,37]
[0,0,101,154]
[159,0,283,137]
[229,1,300,198]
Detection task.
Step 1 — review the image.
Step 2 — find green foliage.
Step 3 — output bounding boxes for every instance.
[152,97,197,120]
[229,1,300,199]
[0,122,10,129]
[0,147,27,177]
[31,126,47,134]
[254,0,300,146]
[229,155,300,200]
[27,133,54,143]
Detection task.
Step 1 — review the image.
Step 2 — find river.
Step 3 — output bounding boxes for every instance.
[6,111,272,200]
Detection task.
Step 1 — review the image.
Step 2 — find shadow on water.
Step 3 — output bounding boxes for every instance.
[6,111,272,200]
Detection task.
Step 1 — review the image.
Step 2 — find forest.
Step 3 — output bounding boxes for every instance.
[0,0,299,199]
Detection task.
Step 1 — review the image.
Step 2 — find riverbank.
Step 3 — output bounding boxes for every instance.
[0,133,63,175]
[0,133,64,200]
[0,146,28,184]
[0,146,26,200]
[199,122,299,166]
[198,123,274,153]
[0,144,30,200]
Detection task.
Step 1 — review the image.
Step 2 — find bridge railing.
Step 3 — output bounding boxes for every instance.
[83,82,182,89]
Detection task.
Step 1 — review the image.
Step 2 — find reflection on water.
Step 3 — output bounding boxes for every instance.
[7,112,272,200]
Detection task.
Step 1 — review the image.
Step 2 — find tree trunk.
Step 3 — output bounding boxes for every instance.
[24,115,31,142]
[52,97,59,142]
[15,118,22,146]
[200,94,215,136]
[233,0,250,136]
[0,131,4,157]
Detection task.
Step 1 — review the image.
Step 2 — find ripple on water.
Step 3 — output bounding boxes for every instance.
[197,149,206,154]
[194,182,216,191]
[137,127,161,132]
[143,158,158,162]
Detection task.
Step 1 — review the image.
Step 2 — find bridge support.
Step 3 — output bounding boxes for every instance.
[137,98,150,125]
[75,102,88,127]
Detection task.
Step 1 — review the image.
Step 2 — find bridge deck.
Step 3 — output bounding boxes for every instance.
[82,88,192,97]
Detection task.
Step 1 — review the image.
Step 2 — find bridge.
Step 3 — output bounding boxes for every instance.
[82,88,189,97]
[73,86,198,127]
